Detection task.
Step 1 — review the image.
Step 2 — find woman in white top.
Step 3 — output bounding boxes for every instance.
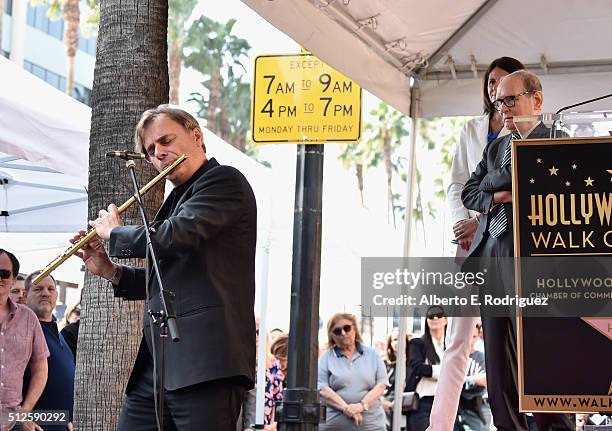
[406,306,448,431]
[427,57,525,431]
[448,56,525,251]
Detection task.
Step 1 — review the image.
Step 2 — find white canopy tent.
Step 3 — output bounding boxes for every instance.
[241,0,612,117]
[0,154,88,232]
[0,56,90,232]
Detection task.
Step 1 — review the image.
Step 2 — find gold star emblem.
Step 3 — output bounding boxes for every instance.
[572,164,577,170]
[529,178,535,184]
[584,177,594,186]
[565,181,571,187]
[536,158,542,164]
[548,166,559,176]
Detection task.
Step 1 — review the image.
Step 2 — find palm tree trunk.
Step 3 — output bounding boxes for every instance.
[207,67,221,132]
[219,112,233,147]
[383,131,395,227]
[73,0,169,429]
[356,163,364,207]
[414,167,427,247]
[237,136,247,153]
[62,0,80,97]
[168,40,181,104]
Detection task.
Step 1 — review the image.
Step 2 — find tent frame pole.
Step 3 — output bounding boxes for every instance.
[391,82,421,431]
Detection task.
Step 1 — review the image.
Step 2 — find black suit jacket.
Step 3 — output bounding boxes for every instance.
[461,123,551,257]
[406,337,438,391]
[109,157,257,391]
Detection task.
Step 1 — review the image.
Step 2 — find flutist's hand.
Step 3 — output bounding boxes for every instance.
[70,231,115,279]
[89,204,122,240]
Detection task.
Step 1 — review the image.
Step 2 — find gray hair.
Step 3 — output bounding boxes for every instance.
[134,105,205,156]
[506,69,542,93]
[24,270,56,292]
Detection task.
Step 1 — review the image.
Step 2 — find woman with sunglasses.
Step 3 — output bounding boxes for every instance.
[318,313,388,430]
[406,306,448,431]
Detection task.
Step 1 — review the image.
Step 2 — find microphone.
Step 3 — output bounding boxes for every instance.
[551,92,612,138]
[106,151,146,160]
[555,92,612,114]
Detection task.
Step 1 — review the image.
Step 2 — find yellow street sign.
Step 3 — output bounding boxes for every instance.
[251,53,362,144]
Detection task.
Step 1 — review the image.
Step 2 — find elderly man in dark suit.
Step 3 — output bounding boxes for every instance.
[462,71,574,431]
[74,105,256,430]
[462,70,542,431]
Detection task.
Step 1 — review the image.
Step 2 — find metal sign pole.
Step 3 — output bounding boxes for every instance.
[278,143,325,431]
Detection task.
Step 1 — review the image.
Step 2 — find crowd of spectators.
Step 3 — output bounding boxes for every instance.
[2,246,605,431]
[0,248,77,431]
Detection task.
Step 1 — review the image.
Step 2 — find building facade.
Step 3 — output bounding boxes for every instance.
[2,0,96,105]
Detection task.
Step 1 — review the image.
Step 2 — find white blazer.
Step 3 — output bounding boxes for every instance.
[446,114,509,225]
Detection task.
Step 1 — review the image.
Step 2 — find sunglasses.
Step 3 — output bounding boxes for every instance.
[0,269,12,279]
[332,324,352,336]
[427,312,446,320]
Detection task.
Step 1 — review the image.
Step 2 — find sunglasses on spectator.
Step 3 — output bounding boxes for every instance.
[427,312,446,320]
[0,269,12,279]
[332,324,352,336]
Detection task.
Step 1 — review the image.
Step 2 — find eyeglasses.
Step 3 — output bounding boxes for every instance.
[493,91,532,111]
[427,312,446,320]
[332,324,352,336]
[0,269,12,279]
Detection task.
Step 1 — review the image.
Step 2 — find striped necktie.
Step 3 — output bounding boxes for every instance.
[488,133,520,238]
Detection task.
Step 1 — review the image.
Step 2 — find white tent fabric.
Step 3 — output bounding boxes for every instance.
[0,56,90,181]
[0,153,87,232]
[241,0,612,117]
[0,56,90,232]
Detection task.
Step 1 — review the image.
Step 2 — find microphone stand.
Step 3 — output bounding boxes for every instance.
[125,160,180,431]
[551,92,612,138]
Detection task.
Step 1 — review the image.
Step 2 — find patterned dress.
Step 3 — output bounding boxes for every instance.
[264,359,286,425]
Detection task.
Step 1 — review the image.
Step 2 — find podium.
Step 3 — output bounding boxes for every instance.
[511,112,612,413]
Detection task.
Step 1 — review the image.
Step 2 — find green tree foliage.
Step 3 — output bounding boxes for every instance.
[183,17,250,136]
[184,16,265,162]
[168,0,197,104]
[410,116,472,242]
[337,142,369,207]
[53,0,197,105]
[190,74,251,152]
[338,102,408,226]
[81,0,100,36]
[168,0,197,48]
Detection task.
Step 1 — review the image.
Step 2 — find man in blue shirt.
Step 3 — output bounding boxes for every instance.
[24,271,75,431]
